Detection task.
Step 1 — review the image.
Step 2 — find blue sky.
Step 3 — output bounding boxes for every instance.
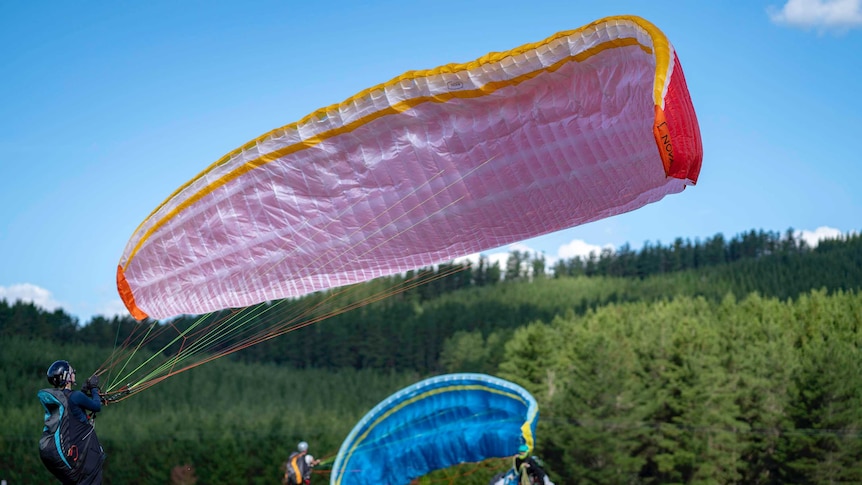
[1,1,860,323]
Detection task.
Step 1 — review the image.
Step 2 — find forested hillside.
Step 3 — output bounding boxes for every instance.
[3,230,860,374]
[1,337,420,484]
[1,229,860,484]
[499,290,862,483]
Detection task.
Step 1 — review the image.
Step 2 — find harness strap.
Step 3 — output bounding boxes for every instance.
[289,455,302,484]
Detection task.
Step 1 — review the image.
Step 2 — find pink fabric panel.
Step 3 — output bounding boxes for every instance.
[124,43,689,318]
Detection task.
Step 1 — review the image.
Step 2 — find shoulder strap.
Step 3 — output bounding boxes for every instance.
[288,453,303,484]
[38,388,69,433]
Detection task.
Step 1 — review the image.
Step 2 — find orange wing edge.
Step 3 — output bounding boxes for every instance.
[117,264,149,321]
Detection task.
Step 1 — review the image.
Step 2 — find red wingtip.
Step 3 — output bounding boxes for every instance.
[654,51,703,184]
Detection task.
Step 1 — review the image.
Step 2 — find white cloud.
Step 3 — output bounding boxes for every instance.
[456,239,621,278]
[557,239,614,260]
[456,243,542,266]
[768,0,862,31]
[0,283,64,312]
[455,242,550,277]
[795,226,849,246]
[456,239,613,275]
[454,251,483,267]
[485,251,511,269]
[0,285,131,322]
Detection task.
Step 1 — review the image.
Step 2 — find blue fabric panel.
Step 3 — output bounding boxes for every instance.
[331,373,538,485]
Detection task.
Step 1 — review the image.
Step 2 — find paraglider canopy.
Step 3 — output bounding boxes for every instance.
[330,373,539,485]
[116,14,702,321]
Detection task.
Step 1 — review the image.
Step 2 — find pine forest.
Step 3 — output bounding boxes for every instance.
[2,229,861,484]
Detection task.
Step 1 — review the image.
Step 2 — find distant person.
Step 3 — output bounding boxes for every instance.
[38,360,106,485]
[283,441,320,485]
[513,445,554,485]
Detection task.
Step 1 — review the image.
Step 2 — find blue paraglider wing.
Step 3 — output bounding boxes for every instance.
[331,373,538,485]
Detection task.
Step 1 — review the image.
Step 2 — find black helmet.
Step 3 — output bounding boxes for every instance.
[47,360,74,388]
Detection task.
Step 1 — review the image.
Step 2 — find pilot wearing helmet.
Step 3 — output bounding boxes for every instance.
[38,360,106,484]
[513,444,553,485]
[283,441,320,484]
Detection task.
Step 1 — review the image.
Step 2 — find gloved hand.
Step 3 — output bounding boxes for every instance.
[82,374,100,395]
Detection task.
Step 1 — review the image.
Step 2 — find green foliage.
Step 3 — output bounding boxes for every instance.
[439,329,512,374]
[4,228,860,378]
[3,229,862,483]
[499,290,862,484]
[1,337,419,484]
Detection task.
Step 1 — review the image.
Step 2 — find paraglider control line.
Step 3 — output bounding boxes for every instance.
[102,384,133,404]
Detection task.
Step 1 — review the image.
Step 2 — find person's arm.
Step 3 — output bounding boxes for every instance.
[69,389,102,413]
[527,457,546,479]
